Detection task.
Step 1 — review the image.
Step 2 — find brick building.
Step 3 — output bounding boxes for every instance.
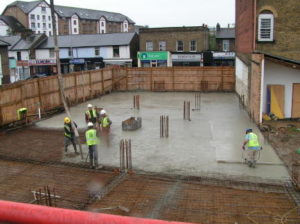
[235,0,300,123]
[2,0,135,36]
[213,26,235,66]
[0,15,27,36]
[138,26,209,67]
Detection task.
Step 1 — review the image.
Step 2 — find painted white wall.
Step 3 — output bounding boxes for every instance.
[8,51,16,59]
[99,17,106,34]
[21,51,29,60]
[40,46,131,59]
[120,46,130,58]
[8,51,29,60]
[263,60,300,118]
[0,20,9,36]
[235,56,249,106]
[28,2,58,36]
[71,14,79,35]
[35,49,56,59]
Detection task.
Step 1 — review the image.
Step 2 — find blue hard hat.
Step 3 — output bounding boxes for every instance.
[246,128,253,133]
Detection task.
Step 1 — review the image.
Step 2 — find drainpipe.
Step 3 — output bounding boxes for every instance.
[253,0,257,51]
[259,57,264,123]
[0,200,193,224]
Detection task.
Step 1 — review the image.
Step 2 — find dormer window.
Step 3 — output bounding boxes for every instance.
[99,17,106,34]
[123,20,128,32]
[41,7,46,13]
[258,12,274,42]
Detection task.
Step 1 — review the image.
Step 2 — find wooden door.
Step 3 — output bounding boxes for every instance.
[292,84,300,118]
[267,85,285,118]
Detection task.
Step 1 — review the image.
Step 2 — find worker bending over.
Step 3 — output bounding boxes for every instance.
[242,128,262,168]
[85,122,101,169]
[85,104,99,125]
[99,110,112,146]
[64,117,78,155]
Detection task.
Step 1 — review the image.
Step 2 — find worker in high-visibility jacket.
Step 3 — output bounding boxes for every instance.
[85,122,101,169]
[85,104,99,125]
[99,110,112,146]
[242,129,262,168]
[17,107,28,122]
[64,117,78,155]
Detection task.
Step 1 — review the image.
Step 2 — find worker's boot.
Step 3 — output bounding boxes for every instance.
[90,159,94,169]
[247,160,252,167]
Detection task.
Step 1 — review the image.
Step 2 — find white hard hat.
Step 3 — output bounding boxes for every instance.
[100,109,106,115]
[87,122,94,127]
[87,104,93,108]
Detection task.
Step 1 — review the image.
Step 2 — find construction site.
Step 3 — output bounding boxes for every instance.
[0,67,300,223]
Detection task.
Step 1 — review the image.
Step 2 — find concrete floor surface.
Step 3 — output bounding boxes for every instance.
[37,92,289,182]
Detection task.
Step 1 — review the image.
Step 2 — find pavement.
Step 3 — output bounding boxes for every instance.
[37,92,290,182]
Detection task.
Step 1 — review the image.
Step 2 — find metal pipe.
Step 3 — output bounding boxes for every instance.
[0,200,192,224]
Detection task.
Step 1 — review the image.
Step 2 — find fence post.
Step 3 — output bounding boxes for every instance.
[37,79,44,112]
[89,71,92,99]
[172,67,175,91]
[126,68,129,91]
[0,106,3,126]
[74,73,78,103]
[101,69,104,94]
[111,68,115,91]
[150,68,153,91]
[221,66,224,91]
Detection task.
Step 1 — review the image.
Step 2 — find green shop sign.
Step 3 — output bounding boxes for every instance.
[138,51,168,61]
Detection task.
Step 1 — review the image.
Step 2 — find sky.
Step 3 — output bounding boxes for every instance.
[0,0,235,28]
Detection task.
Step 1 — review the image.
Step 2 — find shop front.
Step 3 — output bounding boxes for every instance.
[213,52,235,66]
[171,54,202,66]
[137,51,171,67]
[29,59,57,76]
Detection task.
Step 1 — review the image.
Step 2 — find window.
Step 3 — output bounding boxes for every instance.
[37,23,40,28]
[42,15,46,21]
[101,21,104,26]
[95,47,100,56]
[73,20,77,25]
[48,23,51,28]
[37,15,40,20]
[146,41,153,51]
[30,14,35,20]
[43,31,46,34]
[43,23,46,29]
[176,40,184,52]
[48,16,51,21]
[74,28,77,33]
[49,49,55,57]
[258,13,274,41]
[222,40,230,51]
[113,46,119,57]
[41,6,46,13]
[159,41,166,51]
[190,40,197,52]
[17,52,21,60]
[68,48,73,57]
[49,31,52,36]
[31,22,36,28]
[101,30,105,34]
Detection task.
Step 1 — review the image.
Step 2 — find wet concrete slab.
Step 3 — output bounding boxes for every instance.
[37,92,289,182]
